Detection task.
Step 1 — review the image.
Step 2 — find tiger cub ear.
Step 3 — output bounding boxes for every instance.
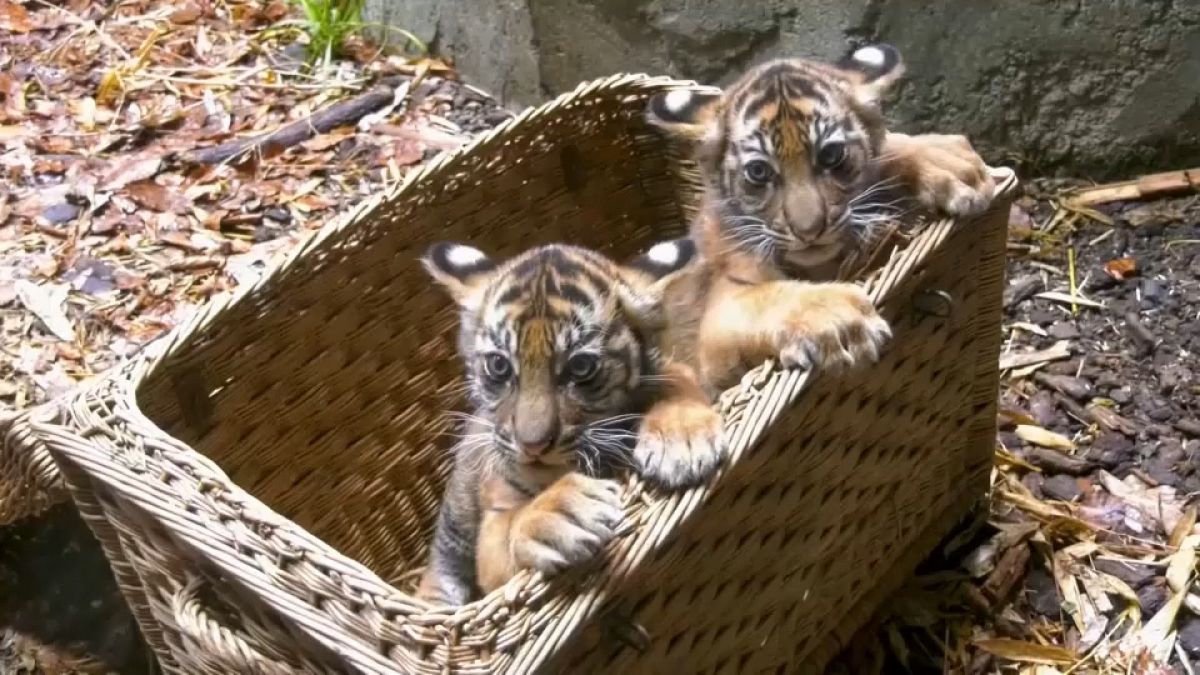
[421,242,497,309]
[836,43,906,106]
[616,238,697,327]
[645,87,724,142]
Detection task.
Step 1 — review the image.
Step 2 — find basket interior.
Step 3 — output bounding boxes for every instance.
[131,85,696,586]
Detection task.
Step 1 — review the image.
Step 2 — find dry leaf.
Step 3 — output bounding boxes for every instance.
[973,638,1075,665]
[126,181,185,213]
[169,3,202,22]
[1098,470,1186,534]
[158,231,206,253]
[100,155,164,192]
[0,0,32,32]
[263,0,288,21]
[1016,424,1075,451]
[1165,544,1194,594]
[999,407,1038,428]
[1103,257,1138,280]
[96,70,124,106]
[1170,507,1197,550]
[15,280,74,341]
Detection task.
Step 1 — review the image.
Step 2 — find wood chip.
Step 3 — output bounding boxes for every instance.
[1066,168,1200,207]
[1036,291,1105,310]
[1024,447,1094,476]
[999,341,1072,371]
[973,638,1076,665]
[1016,424,1076,451]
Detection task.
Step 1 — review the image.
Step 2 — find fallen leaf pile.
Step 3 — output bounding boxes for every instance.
[0,0,510,410]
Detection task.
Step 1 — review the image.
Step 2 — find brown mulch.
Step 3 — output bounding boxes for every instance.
[0,0,509,671]
[831,185,1200,675]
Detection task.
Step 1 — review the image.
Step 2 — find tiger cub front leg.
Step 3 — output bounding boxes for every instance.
[698,278,891,390]
[635,361,725,489]
[476,474,622,593]
[881,132,996,218]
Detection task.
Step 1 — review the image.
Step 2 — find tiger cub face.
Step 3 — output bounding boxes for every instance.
[647,44,908,270]
[422,240,696,478]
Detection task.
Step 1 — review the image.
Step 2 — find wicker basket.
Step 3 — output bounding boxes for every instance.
[17,73,1015,674]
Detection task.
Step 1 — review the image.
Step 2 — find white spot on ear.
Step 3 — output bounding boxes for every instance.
[853,46,886,68]
[663,89,693,115]
[646,241,679,267]
[446,245,485,268]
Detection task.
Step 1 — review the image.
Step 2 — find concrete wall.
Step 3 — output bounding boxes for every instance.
[365,0,1200,178]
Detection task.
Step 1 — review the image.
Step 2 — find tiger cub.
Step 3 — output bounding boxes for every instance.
[643,44,996,391]
[415,239,723,606]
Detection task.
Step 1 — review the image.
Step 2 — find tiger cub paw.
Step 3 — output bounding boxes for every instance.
[511,474,622,575]
[778,282,892,372]
[893,133,996,217]
[635,398,725,489]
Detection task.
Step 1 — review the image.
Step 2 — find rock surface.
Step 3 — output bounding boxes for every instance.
[365,0,1200,177]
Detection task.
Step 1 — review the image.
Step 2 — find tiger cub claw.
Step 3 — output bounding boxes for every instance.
[778,283,891,372]
[907,133,996,218]
[510,474,622,575]
[635,399,726,489]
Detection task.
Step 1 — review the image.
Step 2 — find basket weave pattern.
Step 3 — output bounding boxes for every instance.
[20,74,1012,673]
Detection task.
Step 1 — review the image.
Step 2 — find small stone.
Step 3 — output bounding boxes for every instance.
[1109,387,1133,405]
[1138,582,1168,616]
[1003,274,1042,309]
[1048,322,1081,340]
[42,202,80,224]
[1088,431,1134,469]
[1139,278,1167,306]
[1177,419,1200,437]
[1024,568,1061,617]
[1028,307,1059,325]
[1179,615,1200,657]
[1094,558,1156,589]
[1021,471,1045,500]
[1035,373,1092,401]
[1158,365,1189,394]
[263,206,292,224]
[1029,390,1058,427]
[1095,372,1124,390]
[1147,405,1174,423]
[1043,475,1082,502]
[1157,439,1186,464]
[1046,359,1081,376]
[1143,457,1179,487]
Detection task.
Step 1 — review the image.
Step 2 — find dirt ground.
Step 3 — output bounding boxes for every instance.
[828,187,1200,674]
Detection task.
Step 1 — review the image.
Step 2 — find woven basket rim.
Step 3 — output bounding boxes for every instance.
[31,69,1020,671]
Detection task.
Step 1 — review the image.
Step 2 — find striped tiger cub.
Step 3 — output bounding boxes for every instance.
[642,44,995,391]
[415,240,723,606]
[647,43,995,282]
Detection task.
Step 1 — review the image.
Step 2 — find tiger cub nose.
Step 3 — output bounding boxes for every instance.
[518,436,554,457]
